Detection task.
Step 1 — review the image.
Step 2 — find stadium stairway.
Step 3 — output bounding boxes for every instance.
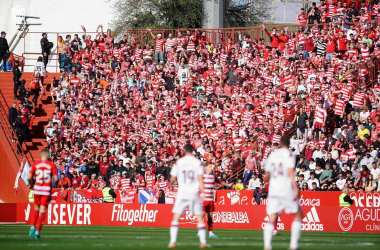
[0,72,59,162]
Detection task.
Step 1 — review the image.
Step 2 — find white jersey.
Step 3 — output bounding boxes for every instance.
[266,148,296,196]
[171,155,204,198]
[34,61,45,76]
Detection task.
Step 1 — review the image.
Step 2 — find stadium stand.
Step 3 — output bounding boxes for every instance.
[1,1,380,202]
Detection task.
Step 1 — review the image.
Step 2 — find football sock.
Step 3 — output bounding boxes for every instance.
[37,212,46,232]
[197,223,207,245]
[169,221,179,244]
[207,216,213,232]
[31,210,39,227]
[290,219,302,250]
[263,221,274,249]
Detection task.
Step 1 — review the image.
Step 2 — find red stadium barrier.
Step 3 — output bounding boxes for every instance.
[3,203,379,233]
[49,189,380,207]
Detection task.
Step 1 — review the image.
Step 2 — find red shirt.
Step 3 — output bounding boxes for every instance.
[99,161,111,176]
[71,176,82,189]
[29,160,58,196]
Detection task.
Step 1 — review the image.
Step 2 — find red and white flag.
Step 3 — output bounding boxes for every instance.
[120,189,136,203]
[13,157,25,193]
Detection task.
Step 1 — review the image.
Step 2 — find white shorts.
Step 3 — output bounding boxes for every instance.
[266,195,300,216]
[172,196,203,216]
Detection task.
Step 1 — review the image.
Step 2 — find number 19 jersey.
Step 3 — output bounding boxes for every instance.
[266,148,296,197]
[29,160,57,196]
[171,155,204,199]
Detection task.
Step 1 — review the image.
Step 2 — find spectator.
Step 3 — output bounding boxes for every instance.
[297,174,307,188]
[243,151,257,188]
[71,171,82,189]
[235,178,244,191]
[336,174,346,190]
[247,173,260,190]
[364,174,377,191]
[308,172,319,189]
[58,173,72,189]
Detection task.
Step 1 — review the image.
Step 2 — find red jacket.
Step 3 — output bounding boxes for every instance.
[265,29,280,48]
[304,37,315,52]
[326,34,337,53]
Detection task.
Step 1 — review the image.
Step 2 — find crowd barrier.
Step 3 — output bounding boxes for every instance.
[50,189,380,208]
[0,203,378,233]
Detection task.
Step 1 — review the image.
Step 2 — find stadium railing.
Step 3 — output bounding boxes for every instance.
[20,20,380,72]
[0,90,33,167]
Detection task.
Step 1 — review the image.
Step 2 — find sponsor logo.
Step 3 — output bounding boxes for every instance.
[261,215,284,230]
[24,203,30,221]
[111,204,158,225]
[338,207,354,231]
[219,191,261,205]
[212,211,249,223]
[179,210,250,224]
[350,192,380,208]
[226,191,241,205]
[47,204,92,225]
[302,207,324,231]
[180,210,197,224]
[299,195,321,207]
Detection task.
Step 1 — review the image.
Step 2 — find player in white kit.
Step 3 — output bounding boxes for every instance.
[169,144,209,248]
[264,135,302,250]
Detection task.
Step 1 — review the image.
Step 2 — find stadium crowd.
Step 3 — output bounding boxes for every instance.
[11,0,380,198]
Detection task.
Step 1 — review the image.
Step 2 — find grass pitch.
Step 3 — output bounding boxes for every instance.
[0,225,379,250]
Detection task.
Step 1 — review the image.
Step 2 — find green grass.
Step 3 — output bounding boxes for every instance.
[0,225,379,250]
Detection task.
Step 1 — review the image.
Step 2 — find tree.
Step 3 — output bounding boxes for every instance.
[109,0,204,31]
[224,0,272,27]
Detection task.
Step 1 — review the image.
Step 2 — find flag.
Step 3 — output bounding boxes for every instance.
[13,158,25,193]
[138,190,157,204]
[71,190,103,203]
[165,189,177,204]
[21,162,31,185]
[120,190,136,203]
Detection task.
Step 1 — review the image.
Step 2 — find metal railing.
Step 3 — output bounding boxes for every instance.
[0,90,33,167]
[20,20,380,72]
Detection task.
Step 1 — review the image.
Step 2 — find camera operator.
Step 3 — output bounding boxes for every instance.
[12,60,22,100]
[40,33,51,71]
[0,31,10,72]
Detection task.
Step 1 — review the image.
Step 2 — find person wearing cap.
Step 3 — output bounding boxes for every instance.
[0,31,9,72]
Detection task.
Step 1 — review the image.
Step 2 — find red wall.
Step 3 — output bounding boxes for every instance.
[0,129,28,202]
